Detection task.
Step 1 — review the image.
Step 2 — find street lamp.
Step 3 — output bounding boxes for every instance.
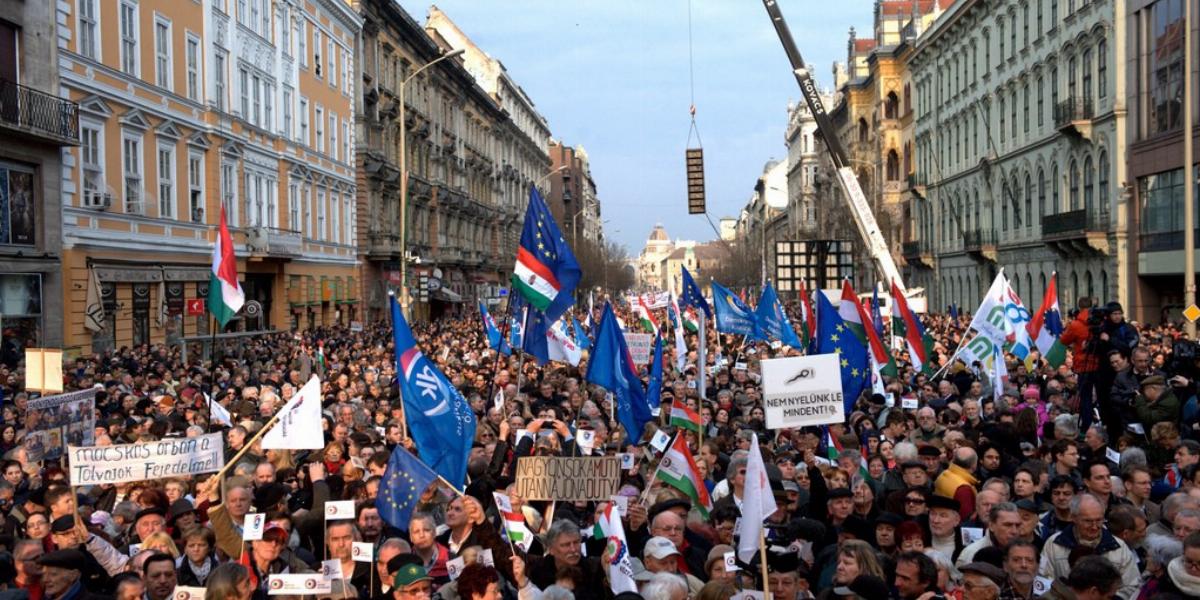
[399,47,465,318]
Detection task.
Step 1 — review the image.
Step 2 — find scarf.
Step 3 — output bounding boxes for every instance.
[1168,556,1200,596]
[188,556,213,583]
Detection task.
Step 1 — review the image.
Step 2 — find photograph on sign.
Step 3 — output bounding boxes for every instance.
[24,388,96,462]
[760,354,845,429]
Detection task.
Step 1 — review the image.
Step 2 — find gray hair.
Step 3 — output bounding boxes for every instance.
[1069,493,1103,517]
[542,586,575,600]
[893,441,919,462]
[923,548,954,575]
[726,456,748,480]
[379,537,411,556]
[1145,533,1183,568]
[1087,425,1109,445]
[642,572,688,600]
[545,519,582,546]
[1119,447,1148,471]
[982,477,1011,500]
[1163,493,1200,521]
[989,502,1019,523]
[1054,414,1079,439]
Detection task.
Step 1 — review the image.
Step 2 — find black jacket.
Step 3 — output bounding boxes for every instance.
[527,555,612,600]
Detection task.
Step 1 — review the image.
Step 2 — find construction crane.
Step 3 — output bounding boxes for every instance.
[760,0,921,303]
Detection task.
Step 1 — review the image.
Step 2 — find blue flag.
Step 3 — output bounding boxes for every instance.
[679,267,712,318]
[711,280,763,339]
[586,302,651,445]
[511,187,581,326]
[521,309,552,366]
[754,283,804,349]
[949,303,960,319]
[645,334,664,410]
[375,445,438,531]
[814,290,870,415]
[572,316,591,350]
[391,296,476,489]
[479,301,511,356]
[871,288,886,341]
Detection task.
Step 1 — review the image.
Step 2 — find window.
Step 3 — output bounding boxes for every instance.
[78,0,99,60]
[1051,66,1059,109]
[215,51,227,111]
[280,5,290,52]
[1150,0,1184,134]
[1082,47,1093,102]
[1002,182,1009,231]
[313,29,322,77]
[1140,167,1186,234]
[1037,76,1044,126]
[283,88,293,138]
[260,0,270,37]
[1050,0,1057,28]
[1023,84,1030,133]
[80,124,104,206]
[154,17,171,90]
[1068,55,1077,99]
[984,31,991,70]
[342,119,350,161]
[1069,159,1079,210]
[264,82,273,130]
[329,113,337,159]
[343,194,352,242]
[221,161,237,226]
[1097,39,1107,98]
[185,35,200,101]
[1084,156,1094,214]
[157,144,175,219]
[1024,174,1033,229]
[1052,164,1060,212]
[188,152,203,223]
[299,97,309,144]
[289,182,299,229]
[999,96,1006,141]
[1038,168,1046,217]
[343,50,352,94]
[1098,150,1109,213]
[251,74,261,125]
[315,106,324,152]
[239,67,250,118]
[237,0,246,23]
[298,19,307,67]
[119,1,138,75]
[327,38,336,86]
[317,188,326,239]
[999,21,1005,59]
[249,0,259,34]
[331,190,340,243]
[1037,0,1043,36]
[123,134,143,215]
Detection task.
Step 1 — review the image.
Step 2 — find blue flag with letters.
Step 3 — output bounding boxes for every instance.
[754,283,804,349]
[711,280,763,340]
[586,302,651,446]
[391,296,475,489]
[645,334,664,410]
[376,445,438,531]
[479,301,511,356]
[813,289,870,415]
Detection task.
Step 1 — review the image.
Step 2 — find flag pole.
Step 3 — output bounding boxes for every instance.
[513,308,531,395]
[213,409,286,480]
[208,312,218,428]
[437,476,466,497]
[758,528,771,597]
[484,292,516,420]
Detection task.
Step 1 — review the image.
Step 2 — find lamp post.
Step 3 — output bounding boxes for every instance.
[399,47,465,319]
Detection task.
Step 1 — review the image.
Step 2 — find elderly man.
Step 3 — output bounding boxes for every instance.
[37,549,108,600]
[640,537,703,596]
[908,407,946,449]
[934,447,979,521]
[512,520,608,600]
[1039,494,1142,600]
[997,541,1038,600]
[960,562,1005,600]
[646,505,707,578]
[957,503,1022,567]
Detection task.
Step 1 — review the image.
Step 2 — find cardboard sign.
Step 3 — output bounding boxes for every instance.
[321,559,343,581]
[619,453,636,469]
[760,354,845,429]
[1033,577,1053,596]
[1106,447,1121,464]
[172,587,206,600]
[961,527,985,546]
[724,551,740,572]
[25,388,96,462]
[902,397,919,410]
[447,557,466,580]
[513,456,621,501]
[267,574,331,595]
[650,430,672,452]
[624,333,654,364]
[325,500,355,520]
[352,542,373,563]
[243,513,265,541]
[67,433,224,485]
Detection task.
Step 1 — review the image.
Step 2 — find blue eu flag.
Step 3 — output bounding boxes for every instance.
[711,280,763,340]
[572,316,591,350]
[391,295,476,489]
[645,334,664,410]
[586,302,651,446]
[679,267,712,319]
[511,187,581,325]
[814,289,870,415]
[376,445,438,531]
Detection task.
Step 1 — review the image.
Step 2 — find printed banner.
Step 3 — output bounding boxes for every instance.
[623,333,653,365]
[67,433,225,485]
[25,388,96,462]
[760,354,845,429]
[513,456,621,501]
[267,574,331,595]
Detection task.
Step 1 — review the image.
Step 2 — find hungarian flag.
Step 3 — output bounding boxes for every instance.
[208,206,244,326]
[669,398,701,433]
[841,280,896,377]
[681,307,699,333]
[797,280,816,348]
[635,295,659,333]
[593,503,638,595]
[492,492,532,552]
[511,187,581,324]
[891,281,933,374]
[655,434,712,517]
[1026,273,1067,368]
[826,427,870,479]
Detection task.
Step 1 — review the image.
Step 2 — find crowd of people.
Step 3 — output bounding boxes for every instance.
[0,294,1199,600]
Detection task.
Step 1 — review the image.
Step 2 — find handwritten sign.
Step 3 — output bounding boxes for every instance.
[67,433,224,485]
[624,333,653,364]
[514,456,621,501]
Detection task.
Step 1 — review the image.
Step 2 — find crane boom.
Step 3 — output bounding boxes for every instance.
[761,0,909,295]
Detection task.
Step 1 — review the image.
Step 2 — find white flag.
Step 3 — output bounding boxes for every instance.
[595,503,638,594]
[546,319,582,366]
[84,267,105,333]
[990,342,1009,403]
[156,279,168,329]
[207,393,232,427]
[263,375,324,450]
[352,542,374,563]
[670,291,688,372]
[969,270,1012,346]
[737,433,777,562]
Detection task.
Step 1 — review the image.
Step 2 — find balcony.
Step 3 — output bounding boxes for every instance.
[902,240,935,269]
[1054,97,1094,140]
[0,79,79,145]
[1041,208,1110,255]
[366,232,402,259]
[246,226,304,258]
[963,228,998,263]
[907,172,928,197]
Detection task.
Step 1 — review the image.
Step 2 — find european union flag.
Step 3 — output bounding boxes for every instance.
[511,187,581,325]
[391,296,476,489]
[521,309,552,366]
[376,445,438,531]
[679,267,712,319]
[871,287,886,341]
[586,302,651,446]
[479,301,511,356]
[711,280,763,340]
[754,283,804,349]
[814,289,870,415]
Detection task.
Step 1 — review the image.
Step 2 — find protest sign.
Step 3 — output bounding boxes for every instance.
[649,430,671,453]
[243,513,265,541]
[514,456,621,501]
[961,527,985,546]
[447,557,466,581]
[325,500,355,520]
[623,332,653,364]
[25,388,96,462]
[760,354,844,429]
[267,574,330,595]
[320,559,343,581]
[67,433,224,485]
[352,542,374,563]
[172,587,206,600]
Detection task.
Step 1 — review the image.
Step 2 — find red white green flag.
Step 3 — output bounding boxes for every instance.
[208,206,244,327]
[492,491,532,551]
[669,398,701,433]
[655,434,712,517]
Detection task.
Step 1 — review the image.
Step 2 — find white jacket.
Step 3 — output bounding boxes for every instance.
[1039,526,1142,600]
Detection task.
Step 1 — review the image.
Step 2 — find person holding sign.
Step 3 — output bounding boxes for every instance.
[438,495,512,578]
[243,524,314,599]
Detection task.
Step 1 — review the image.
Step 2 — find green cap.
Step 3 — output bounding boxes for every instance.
[393,563,432,589]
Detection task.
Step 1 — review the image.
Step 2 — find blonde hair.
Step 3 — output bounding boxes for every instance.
[140,531,180,557]
[838,539,884,579]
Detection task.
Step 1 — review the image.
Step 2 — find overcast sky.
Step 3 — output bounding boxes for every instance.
[397,1,868,254]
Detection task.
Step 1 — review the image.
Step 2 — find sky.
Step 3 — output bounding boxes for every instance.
[397,1,870,254]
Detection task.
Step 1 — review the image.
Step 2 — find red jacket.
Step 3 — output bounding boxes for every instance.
[1059,309,1098,373]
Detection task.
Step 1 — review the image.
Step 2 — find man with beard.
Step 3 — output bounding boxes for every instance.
[998,541,1038,600]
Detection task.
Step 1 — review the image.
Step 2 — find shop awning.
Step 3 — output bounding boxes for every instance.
[434,287,464,303]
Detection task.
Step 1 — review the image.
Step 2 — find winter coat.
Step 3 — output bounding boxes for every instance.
[1133,388,1181,427]
[1039,525,1142,600]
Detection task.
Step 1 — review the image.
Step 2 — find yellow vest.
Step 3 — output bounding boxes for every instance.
[934,463,979,499]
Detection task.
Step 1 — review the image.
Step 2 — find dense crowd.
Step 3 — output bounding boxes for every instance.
[1,295,1200,600]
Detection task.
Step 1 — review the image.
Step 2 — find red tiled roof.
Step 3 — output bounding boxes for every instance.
[854,39,877,52]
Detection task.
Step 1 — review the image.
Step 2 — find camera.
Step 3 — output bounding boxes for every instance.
[1086,306,1108,335]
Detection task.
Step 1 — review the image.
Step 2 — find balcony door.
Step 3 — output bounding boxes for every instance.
[0,20,17,84]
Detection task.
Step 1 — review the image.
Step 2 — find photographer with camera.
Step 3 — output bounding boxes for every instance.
[1061,297,1104,436]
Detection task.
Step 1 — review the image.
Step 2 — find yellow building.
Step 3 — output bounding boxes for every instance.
[57,0,361,352]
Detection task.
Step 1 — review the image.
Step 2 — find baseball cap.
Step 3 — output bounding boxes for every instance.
[393,562,432,589]
[643,536,681,560]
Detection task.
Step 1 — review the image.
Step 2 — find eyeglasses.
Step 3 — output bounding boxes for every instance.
[905,498,926,505]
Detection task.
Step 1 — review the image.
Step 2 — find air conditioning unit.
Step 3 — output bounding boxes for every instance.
[83,190,113,211]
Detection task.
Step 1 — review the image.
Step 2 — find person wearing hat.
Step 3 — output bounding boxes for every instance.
[927,496,964,563]
[1013,499,1044,545]
[873,512,902,557]
[245,523,313,597]
[37,549,108,600]
[642,536,703,596]
[127,506,167,550]
[832,574,888,600]
[765,548,808,600]
[703,544,736,583]
[1133,374,1181,428]
[46,514,122,589]
[390,561,433,600]
[959,562,1004,600]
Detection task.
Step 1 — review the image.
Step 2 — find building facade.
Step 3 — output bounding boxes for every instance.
[547,141,601,246]
[0,0,79,355]
[636,224,675,290]
[58,0,361,352]
[1126,0,1195,322]
[909,0,1125,313]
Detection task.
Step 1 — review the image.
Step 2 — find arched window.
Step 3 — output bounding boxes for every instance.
[1084,155,1095,214]
[1026,273,1033,301]
[974,189,981,230]
[1086,271,1094,301]
[1002,181,1010,231]
[858,118,869,143]
[887,150,900,181]
[903,84,911,114]
[1070,271,1079,308]
[885,92,900,120]
[1069,160,1079,210]
[1040,272,1047,295]
[1038,167,1046,219]
[1098,150,1110,214]
[1100,270,1108,299]
[1024,173,1033,230]
[1052,163,1060,212]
